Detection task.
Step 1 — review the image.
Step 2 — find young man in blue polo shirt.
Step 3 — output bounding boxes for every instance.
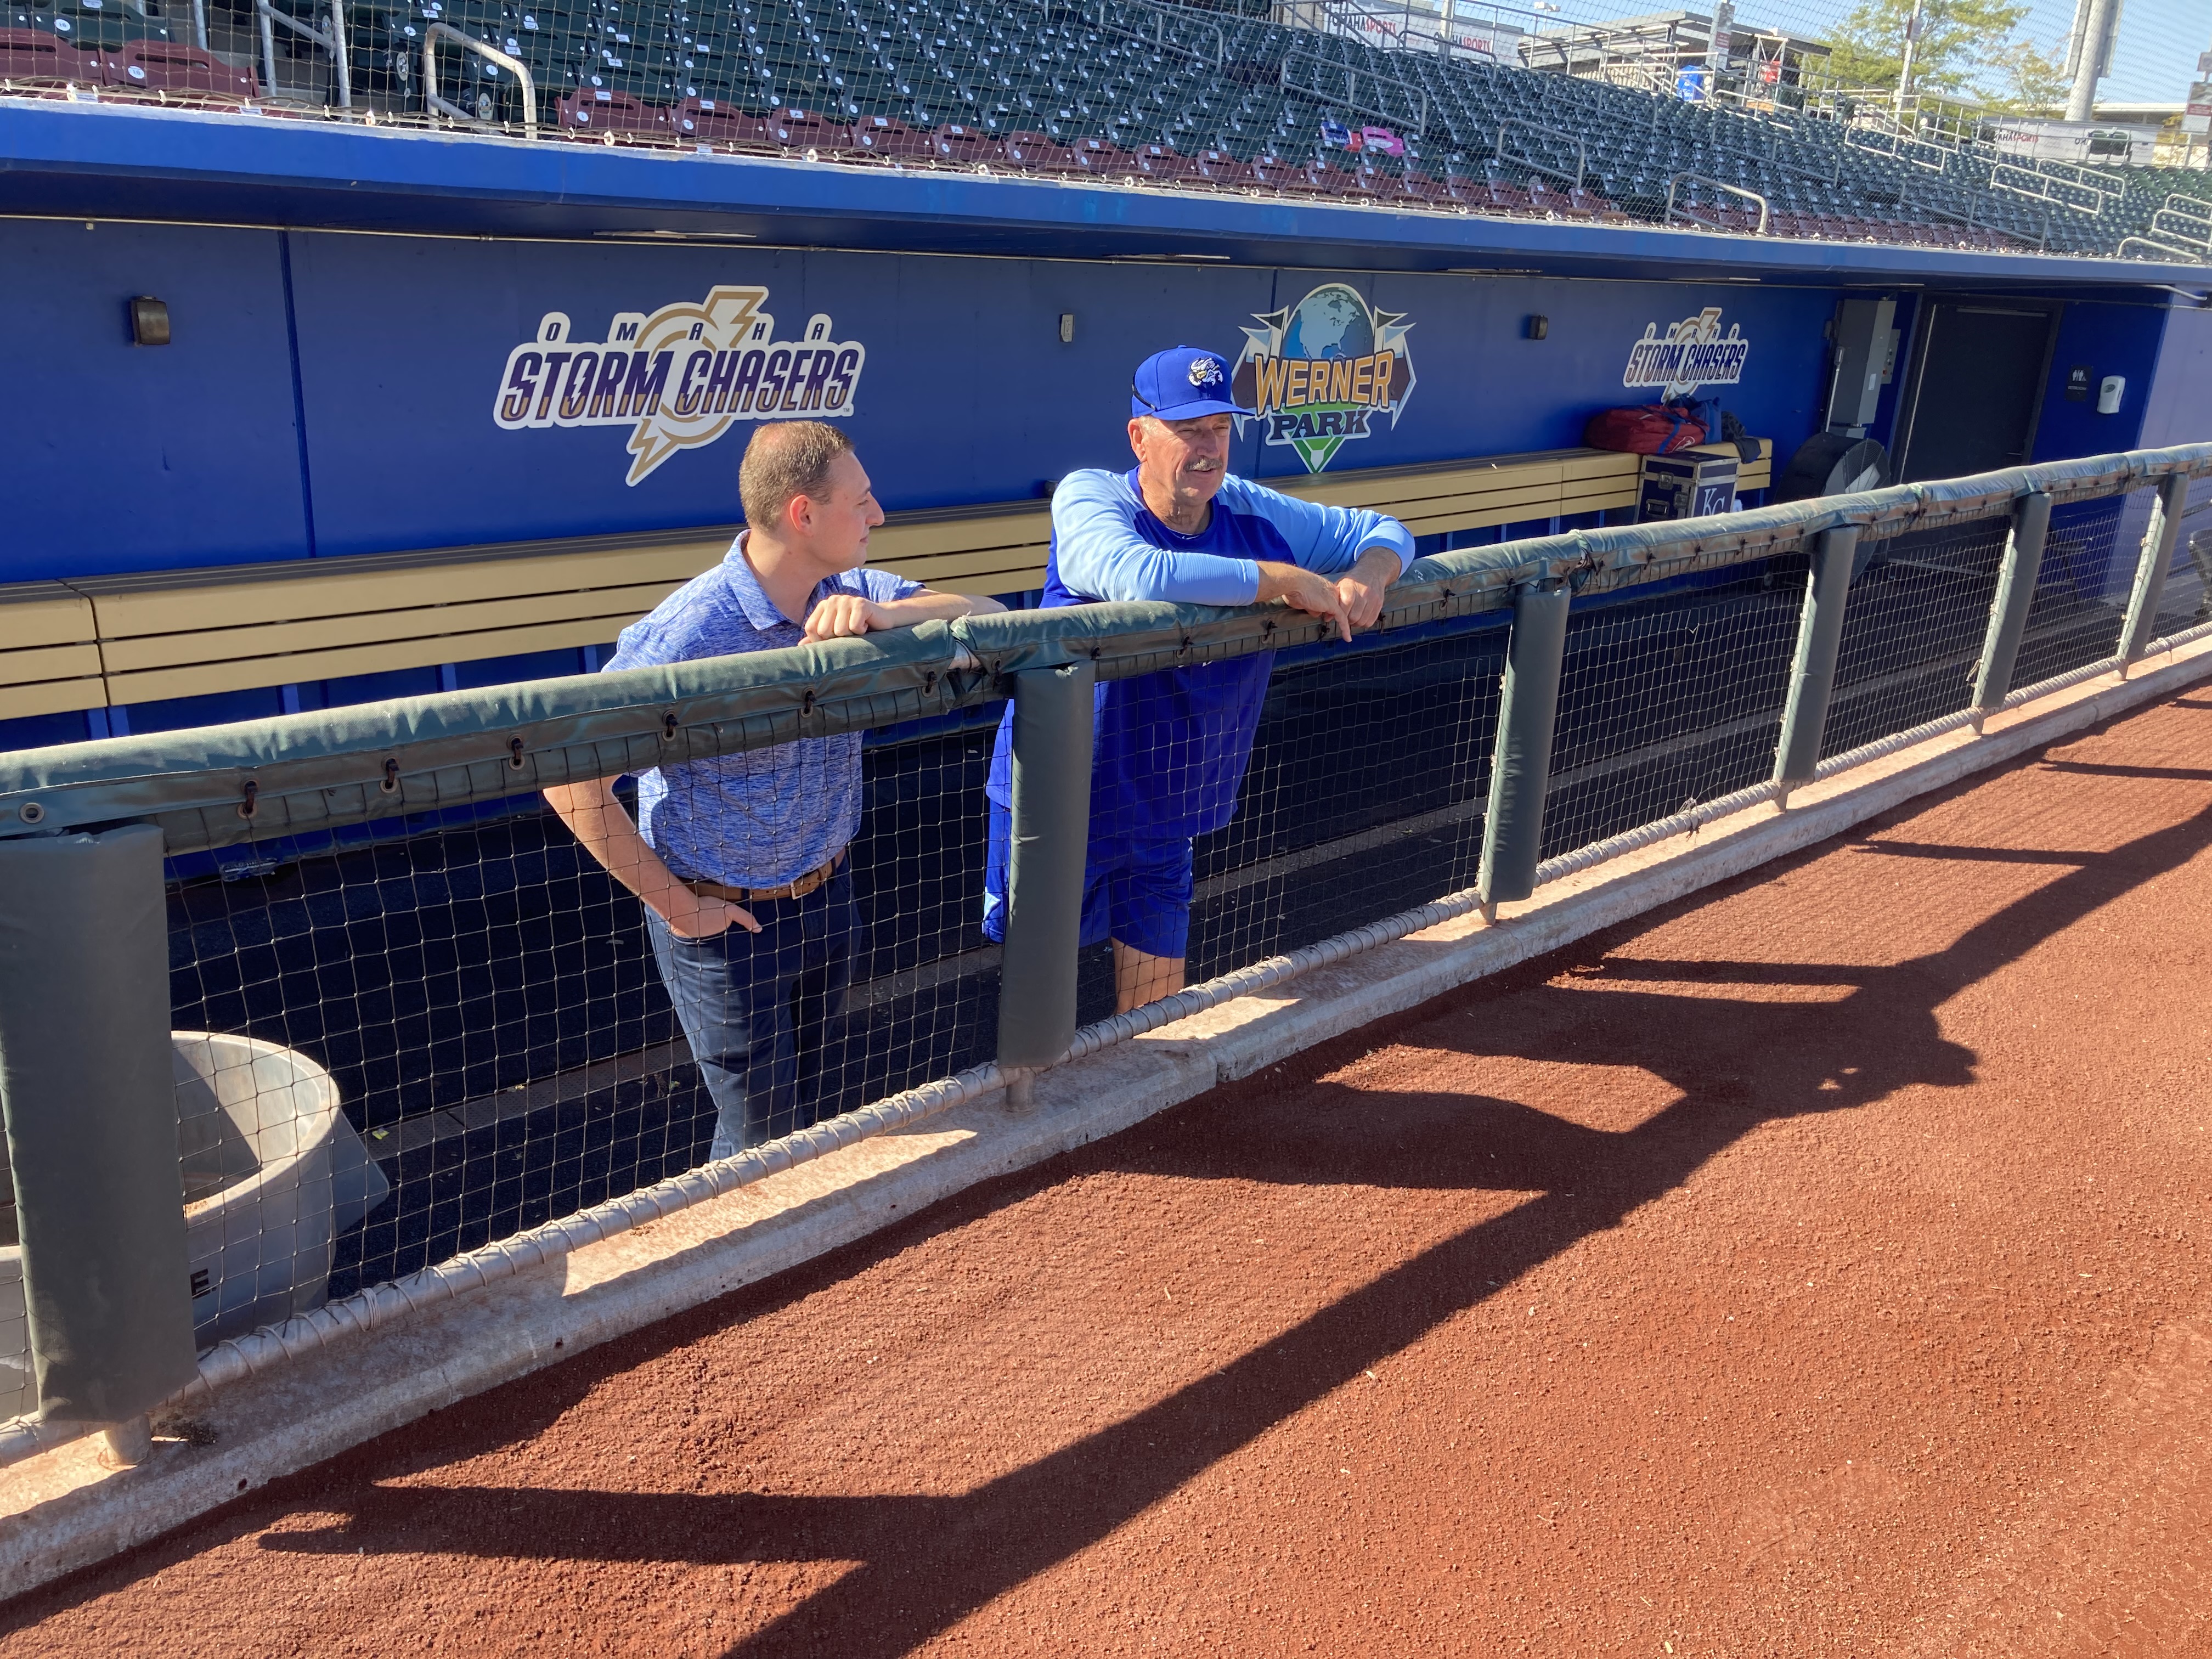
[983,346,1415,1013]
[546,421,999,1159]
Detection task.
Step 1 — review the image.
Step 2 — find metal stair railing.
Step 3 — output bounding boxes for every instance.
[1279,41,1429,133]
[1079,0,1224,65]
[1988,159,2120,218]
[256,0,351,109]
[1665,171,1769,234]
[422,22,538,137]
[1495,115,1583,189]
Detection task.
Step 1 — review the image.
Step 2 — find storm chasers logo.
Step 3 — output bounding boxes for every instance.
[1229,283,1417,473]
[1623,307,1751,400]
[493,286,868,486]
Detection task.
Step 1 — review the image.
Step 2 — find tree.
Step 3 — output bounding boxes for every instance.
[1982,35,2070,112]
[1820,0,2055,104]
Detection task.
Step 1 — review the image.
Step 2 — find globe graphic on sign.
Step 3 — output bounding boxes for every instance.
[1283,284,1375,367]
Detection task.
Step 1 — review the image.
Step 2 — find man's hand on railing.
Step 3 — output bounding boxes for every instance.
[803,593,893,640]
[1256,560,1355,642]
[1337,545,1402,633]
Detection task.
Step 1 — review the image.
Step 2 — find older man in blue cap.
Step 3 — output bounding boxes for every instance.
[982,345,1415,1012]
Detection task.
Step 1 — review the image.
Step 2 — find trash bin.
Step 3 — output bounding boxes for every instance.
[174,1032,391,1350]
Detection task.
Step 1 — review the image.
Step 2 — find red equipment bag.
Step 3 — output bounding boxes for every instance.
[1583,404,1709,454]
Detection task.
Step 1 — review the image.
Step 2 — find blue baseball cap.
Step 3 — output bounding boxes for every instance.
[1131,346,1251,421]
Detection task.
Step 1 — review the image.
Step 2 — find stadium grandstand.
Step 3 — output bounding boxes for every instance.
[2,0,2209,257]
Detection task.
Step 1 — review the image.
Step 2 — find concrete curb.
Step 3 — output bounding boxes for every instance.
[2,639,2206,1601]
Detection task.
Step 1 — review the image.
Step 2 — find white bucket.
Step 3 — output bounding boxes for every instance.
[174,1032,390,1351]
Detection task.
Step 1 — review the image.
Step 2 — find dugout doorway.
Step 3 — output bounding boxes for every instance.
[1891,298,2059,483]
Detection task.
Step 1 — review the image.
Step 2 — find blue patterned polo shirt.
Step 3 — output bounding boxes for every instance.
[604,533,922,888]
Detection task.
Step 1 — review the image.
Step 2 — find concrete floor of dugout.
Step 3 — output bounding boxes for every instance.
[1,635,2208,1601]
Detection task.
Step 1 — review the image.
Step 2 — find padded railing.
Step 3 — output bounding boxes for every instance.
[0,441,2205,1468]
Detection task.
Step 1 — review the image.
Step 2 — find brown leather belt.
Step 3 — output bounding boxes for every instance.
[684,849,844,906]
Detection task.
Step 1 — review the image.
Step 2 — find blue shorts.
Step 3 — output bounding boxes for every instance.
[980,799,1194,961]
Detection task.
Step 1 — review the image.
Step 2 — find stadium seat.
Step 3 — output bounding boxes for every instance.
[0,21,86,77]
[99,38,259,97]
[676,94,768,140]
[559,86,675,134]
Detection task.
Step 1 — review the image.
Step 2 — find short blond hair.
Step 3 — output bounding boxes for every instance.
[740,421,854,531]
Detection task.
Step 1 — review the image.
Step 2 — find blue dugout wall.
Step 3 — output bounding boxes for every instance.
[5,95,2211,753]
[9,217,2206,586]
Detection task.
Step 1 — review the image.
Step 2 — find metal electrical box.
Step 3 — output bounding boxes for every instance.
[1826,297,1897,437]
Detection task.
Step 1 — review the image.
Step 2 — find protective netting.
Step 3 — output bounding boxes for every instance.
[2008,493,2137,692]
[10,0,2205,261]
[112,475,2202,1364]
[2151,477,2212,645]
[1819,515,2007,759]
[1540,558,1805,861]
[165,713,994,1321]
[1175,618,1504,1017]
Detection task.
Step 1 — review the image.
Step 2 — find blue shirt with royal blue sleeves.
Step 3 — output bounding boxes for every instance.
[604,533,923,888]
[988,469,1414,839]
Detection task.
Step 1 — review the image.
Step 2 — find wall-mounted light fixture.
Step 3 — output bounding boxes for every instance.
[1059,312,1075,344]
[128,297,171,347]
[1525,314,1549,340]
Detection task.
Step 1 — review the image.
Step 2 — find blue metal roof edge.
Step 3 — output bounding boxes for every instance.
[3,97,2209,291]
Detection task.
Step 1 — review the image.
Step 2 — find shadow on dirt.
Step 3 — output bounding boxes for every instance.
[8,782,2209,1659]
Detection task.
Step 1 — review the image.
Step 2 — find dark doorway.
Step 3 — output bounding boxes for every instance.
[1894,300,2058,483]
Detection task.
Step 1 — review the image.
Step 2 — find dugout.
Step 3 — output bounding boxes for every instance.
[2,100,2210,751]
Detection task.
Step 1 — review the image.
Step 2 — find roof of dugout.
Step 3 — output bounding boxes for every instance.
[5,100,2210,295]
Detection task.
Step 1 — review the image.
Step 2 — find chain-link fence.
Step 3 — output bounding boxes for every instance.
[0,442,2208,1463]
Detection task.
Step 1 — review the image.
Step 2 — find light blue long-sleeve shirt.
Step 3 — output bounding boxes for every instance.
[986,468,1415,839]
[1046,468,1416,608]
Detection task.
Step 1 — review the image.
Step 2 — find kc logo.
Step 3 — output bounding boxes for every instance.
[492,285,869,486]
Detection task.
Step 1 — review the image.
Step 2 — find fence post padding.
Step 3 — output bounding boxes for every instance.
[1973,491,2053,713]
[2119,473,2191,665]
[1479,583,1573,910]
[996,661,1096,1070]
[1773,526,1861,788]
[0,826,198,1425]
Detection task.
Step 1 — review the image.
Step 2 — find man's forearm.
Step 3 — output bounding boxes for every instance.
[1351,544,1402,585]
[543,776,695,922]
[879,590,1003,625]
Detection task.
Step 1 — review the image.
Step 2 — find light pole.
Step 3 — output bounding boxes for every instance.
[1894,0,1923,119]
[2064,0,2118,123]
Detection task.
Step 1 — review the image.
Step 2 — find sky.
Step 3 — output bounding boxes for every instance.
[1470,0,2212,105]
[1760,0,2212,104]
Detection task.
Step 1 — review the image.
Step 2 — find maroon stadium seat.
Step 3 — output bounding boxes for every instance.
[775,110,854,150]
[851,116,933,159]
[931,123,1005,162]
[1003,133,1079,171]
[560,90,674,137]
[676,98,768,143]
[97,40,258,98]
[0,26,90,81]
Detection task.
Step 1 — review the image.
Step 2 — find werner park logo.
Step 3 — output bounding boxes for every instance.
[1229,283,1417,473]
[492,285,868,486]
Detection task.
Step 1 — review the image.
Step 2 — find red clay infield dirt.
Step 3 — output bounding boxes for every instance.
[5,692,2211,1658]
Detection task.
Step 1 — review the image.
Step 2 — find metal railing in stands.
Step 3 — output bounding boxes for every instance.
[0,442,2208,1470]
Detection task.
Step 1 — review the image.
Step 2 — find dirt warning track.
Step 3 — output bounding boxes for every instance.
[5,693,2211,1658]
